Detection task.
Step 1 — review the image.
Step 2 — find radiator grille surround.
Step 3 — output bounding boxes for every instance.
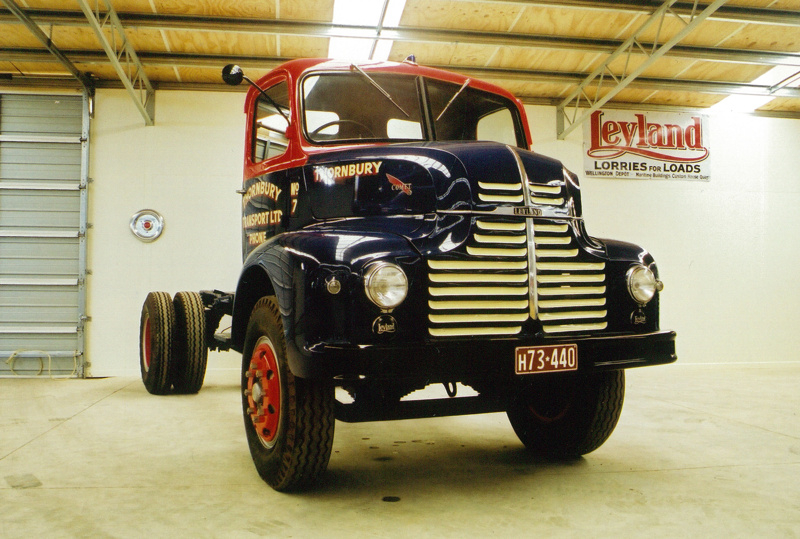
[427,151,608,338]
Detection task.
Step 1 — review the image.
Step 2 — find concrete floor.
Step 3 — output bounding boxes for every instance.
[1,361,798,538]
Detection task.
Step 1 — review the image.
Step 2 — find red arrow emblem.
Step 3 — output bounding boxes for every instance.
[387,173,412,196]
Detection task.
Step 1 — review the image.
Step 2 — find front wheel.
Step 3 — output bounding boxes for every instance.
[506,370,625,459]
[241,297,335,491]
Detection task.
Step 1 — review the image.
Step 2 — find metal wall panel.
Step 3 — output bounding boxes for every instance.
[0,93,87,377]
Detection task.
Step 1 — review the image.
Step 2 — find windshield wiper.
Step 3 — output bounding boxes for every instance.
[350,64,410,118]
[436,79,470,121]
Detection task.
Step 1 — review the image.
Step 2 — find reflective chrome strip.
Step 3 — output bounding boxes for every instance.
[466,246,527,257]
[535,248,579,258]
[543,322,608,334]
[438,208,577,219]
[529,184,563,195]
[539,310,608,321]
[429,299,529,310]
[478,193,524,203]
[429,312,529,323]
[505,145,538,321]
[538,298,606,308]
[537,273,605,283]
[474,233,526,244]
[538,286,606,296]
[428,260,527,270]
[537,261,606,271]
[430,326,522,337]
[534,223,569,233]
[534,236,572,245]
[478,181,521,191]
[430,273,528,283]
[477,220,526,231]
[429,286,529,297]
[530,196,565,205]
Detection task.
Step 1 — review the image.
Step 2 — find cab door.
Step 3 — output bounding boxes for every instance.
[241,76,298,259]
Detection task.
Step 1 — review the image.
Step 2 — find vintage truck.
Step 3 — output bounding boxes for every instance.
[138,57,676,491]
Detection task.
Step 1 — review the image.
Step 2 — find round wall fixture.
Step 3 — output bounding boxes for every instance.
[130,210,164,242]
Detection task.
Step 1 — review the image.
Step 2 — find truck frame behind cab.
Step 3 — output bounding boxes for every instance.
[139,58,676,492]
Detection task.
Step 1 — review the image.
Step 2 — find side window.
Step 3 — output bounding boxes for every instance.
[253,81,290,163]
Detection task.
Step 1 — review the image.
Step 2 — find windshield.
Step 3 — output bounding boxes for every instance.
[302,71,525,147]
[303,73,425,144]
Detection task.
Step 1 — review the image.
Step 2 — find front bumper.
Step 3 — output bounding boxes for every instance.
[287,329,677,380]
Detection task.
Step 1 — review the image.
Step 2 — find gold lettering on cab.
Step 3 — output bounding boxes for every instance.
[313,161,382,183]
[242,181,282,209]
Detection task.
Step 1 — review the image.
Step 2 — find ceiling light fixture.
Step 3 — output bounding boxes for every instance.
[328,0,407,62]
[709,64,800,114]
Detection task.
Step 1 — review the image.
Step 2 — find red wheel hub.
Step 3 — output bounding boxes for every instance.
[246,340,281,446]
[142,314,152,371]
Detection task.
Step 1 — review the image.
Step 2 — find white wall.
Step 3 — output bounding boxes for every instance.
[85,91,800,376]
[87,90,245,376]
[526,105,800,365]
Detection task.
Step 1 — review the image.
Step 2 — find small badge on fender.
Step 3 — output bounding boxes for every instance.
[631,310,647,325]
[372,314,397,335]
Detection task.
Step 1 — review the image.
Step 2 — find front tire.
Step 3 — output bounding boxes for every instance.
[507,370,625,459]
[241,297,335,491]
[139,292,175,395]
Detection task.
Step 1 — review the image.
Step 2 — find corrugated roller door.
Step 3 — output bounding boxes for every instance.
[0,93,88,377]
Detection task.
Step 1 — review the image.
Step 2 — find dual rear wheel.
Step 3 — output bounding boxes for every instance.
[139,291,208,395]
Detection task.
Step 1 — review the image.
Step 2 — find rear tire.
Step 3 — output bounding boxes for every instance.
[507,370,625,459]
[171,291,208,394]
[139,292,175,395]
[241,296,335,491]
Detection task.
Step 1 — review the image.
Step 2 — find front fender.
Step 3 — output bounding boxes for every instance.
[232,228,424,378]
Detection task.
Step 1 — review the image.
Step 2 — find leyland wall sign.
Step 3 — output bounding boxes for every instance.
[583,110,710,181]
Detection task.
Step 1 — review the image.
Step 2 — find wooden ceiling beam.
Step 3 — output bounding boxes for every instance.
[0,0,94,94]
[4,47,799,100]
[1,10,798,68]
[447,0,800,27]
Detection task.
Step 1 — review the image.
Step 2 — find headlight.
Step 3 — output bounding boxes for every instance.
[627,265,662,305]
[364,262,408,310]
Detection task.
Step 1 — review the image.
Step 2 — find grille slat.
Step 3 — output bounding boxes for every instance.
[429,286,529,297]
[429,299,529,310]
[479,193,524,203]
[430,273,528,283]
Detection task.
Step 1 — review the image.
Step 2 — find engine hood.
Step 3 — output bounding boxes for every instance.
[302,141,580,219]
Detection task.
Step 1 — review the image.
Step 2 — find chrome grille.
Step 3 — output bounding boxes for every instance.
[534,221,608,334]
[427,163,608,338]
[427,217,529,337]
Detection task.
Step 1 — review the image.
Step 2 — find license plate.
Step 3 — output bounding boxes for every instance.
[515,344,578,375]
